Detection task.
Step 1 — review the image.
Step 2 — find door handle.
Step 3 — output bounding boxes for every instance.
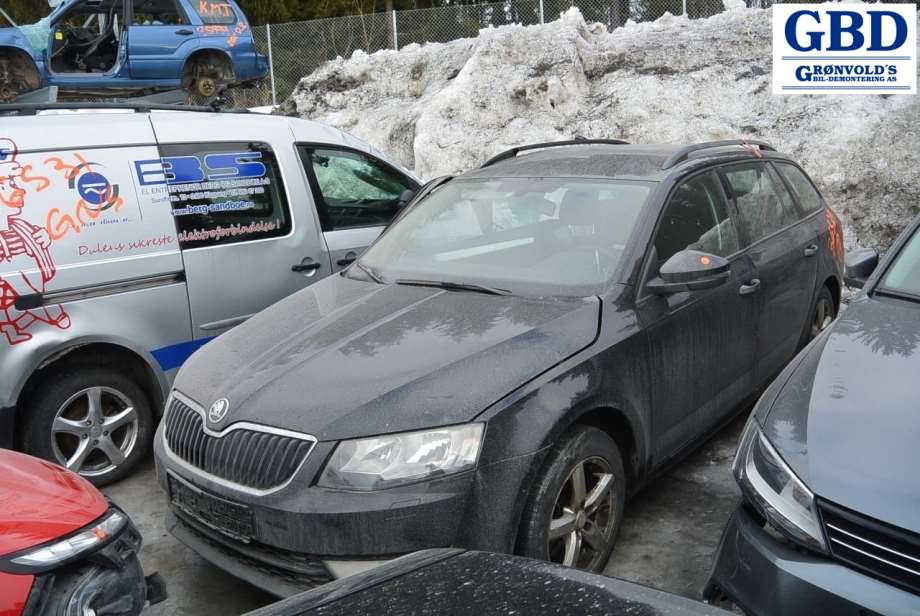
[739,279,761,296]
[176,29,195,36]
[292,262,321,273]
[336,251,358,267]
[804,244,819,257]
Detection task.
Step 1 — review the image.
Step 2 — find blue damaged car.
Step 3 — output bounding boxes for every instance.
[0,0,268,102]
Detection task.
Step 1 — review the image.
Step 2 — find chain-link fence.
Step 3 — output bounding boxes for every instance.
[236,0,914,108]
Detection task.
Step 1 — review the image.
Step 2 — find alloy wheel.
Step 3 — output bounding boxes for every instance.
[811,296,835,338]
[547,456,617,570]
[50,386,139,478]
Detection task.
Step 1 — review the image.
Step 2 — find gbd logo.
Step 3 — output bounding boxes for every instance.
[785,9,908,52]
[772,4,917,95]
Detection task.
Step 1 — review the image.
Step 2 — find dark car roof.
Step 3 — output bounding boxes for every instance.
[245,549,729,616]
[461,143,797,182]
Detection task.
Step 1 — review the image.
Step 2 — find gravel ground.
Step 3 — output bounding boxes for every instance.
[104,414,745,615]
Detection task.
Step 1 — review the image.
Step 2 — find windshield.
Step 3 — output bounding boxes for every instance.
[358,177,653,297]
[879,227,920,299]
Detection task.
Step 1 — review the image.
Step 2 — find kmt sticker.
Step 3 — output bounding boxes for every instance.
[773,4,917,95]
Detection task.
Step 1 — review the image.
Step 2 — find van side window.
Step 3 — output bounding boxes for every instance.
[774,163,825,214]
[156,142,291,249]
[654,172,740,264]
[298,147,415,232]
[721,163,797,245]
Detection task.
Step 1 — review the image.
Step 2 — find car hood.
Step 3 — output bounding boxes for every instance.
[0,450,108,557]
[244,549,728,616]
[175,275,600,441]
[762,295,920,534]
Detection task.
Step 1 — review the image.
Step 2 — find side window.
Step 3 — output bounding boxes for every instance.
[654,173,740,265]
[152,142,292,249]
[194,1,238,24]
[721,163,797,245]
[774,163,825,214]
[299,147,415,232]
[132,0,189,25]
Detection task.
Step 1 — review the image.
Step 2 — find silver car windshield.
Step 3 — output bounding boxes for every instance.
[359,177,654,297]
[880,228,920,299]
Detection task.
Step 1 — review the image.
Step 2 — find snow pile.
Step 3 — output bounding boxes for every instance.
[282,8,920,249]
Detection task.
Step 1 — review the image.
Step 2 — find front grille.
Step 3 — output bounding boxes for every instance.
[164,396,314,491]
[820,500,920,596]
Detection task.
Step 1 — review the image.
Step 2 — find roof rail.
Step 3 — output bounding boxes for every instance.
[0,102,248,116]
[481,138,630,168]
[661,139,776,170]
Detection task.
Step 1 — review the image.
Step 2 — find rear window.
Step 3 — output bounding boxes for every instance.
[775,163,825,214]
[195,1,238,24]
[721,162,797,245]
[144,142,291,249]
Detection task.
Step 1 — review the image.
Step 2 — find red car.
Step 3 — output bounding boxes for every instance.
[0,450,164,616]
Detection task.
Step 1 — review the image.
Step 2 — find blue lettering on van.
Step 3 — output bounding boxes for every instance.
[135,152,266,187]
[151,337,215,371]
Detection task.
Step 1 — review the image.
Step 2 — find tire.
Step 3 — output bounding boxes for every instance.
[19,365,154,487]
[517,425,626,573]
[799,285,837,349]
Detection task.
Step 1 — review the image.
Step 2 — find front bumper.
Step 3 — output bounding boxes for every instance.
[155,419,537,597]
[705,505,920,616]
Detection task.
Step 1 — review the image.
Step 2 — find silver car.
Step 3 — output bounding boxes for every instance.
[0,104,418,485]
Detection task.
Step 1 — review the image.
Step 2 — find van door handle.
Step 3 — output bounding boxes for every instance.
[739,279,761,296]
[804,244,819,257]
[292,261,321,273]
[336,251,358,267]
[176,29,195,36]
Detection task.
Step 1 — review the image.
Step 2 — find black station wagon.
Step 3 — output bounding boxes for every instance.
[154,139,845,596]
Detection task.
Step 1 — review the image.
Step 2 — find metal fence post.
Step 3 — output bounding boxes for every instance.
[266,23,277,107]
[539,0,545,23]
[682,0,688,16]
[391,10,399,50]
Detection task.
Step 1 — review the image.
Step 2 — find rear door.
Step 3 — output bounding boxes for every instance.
[126,0,197,79]
[637,171,759,459]
[148,114,327,339]
[297,145,418,272]
[718,162,818,385]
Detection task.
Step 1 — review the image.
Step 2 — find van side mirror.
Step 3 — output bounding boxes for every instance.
[646,250,730,295]
[397,188,417,210]
[845,248,879,289]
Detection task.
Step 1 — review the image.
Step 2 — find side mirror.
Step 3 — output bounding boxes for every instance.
[844,247,879,289]
[647,250,730,295]
[396,188,417,210]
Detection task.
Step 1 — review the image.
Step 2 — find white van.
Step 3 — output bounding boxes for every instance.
[0,104,418,485]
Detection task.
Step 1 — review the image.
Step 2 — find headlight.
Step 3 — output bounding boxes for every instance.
[733,416,827,552]
[319,423,484,491]
[4,510,127,573]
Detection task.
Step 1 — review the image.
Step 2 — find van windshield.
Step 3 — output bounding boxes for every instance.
[357,177,654,297]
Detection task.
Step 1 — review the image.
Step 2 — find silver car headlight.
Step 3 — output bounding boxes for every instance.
[6,510,127,572]
[318,423,484,491]
[733,416,827,553]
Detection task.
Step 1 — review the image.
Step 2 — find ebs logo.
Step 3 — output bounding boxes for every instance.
[773,4,916,95]
[134,151,267,187]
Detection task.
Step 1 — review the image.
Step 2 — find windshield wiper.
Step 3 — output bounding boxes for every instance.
[395,278,512,296]
[874,287,920,304]
[353,261,386,284]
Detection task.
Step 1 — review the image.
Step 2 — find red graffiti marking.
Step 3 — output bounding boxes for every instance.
[0,138,70,346]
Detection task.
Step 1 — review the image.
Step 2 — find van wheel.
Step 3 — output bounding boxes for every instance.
[20,366,153,487]
[517,426,626,573]
[799,285,837,348]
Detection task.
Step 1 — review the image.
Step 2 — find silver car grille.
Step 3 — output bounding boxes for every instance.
[820,500,920,596]
[163,395,315,492]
